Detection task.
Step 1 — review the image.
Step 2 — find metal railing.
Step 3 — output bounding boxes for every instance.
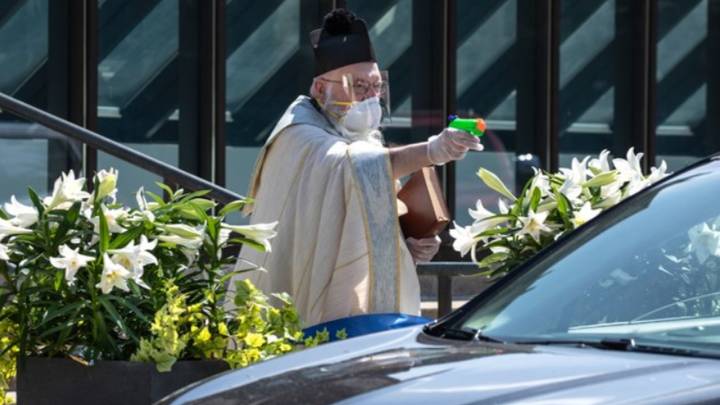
[0,92,242,205]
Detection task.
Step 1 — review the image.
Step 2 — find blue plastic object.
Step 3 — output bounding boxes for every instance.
[303,313,431,342]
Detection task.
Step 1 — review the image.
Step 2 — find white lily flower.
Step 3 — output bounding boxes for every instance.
[601,180,622,199]
[612,147,644,183]
[157,234,204,250]
[89,205,128,234]
[94,168,118,202]
[449,222,478,257]
[0,243,9,261]
[49,245,94,286]
[96,253,131,294]
[469,200,494,222]
[498,198,509,215]
[0,218,32,236]
[136,187,149,210]
[4,196,38,228]
[135,187,158,222]
[589,149,611,173]
[45,170,91,210]
[529,170,551,197]
[222,221,279,252]
[572,202,601,228]
[126,191,155,224]
[595,192,622,209]
[688,223,720,264]
[646,160,669,184]
[108,235,157,289]
[218,228,232,246]
[127,209,155,225]
[181,248,199,265]
[558,157,589,203]
[517,209,552,243]
[559,156,589,185]
[559,178,582,203]
[624,173,650,197]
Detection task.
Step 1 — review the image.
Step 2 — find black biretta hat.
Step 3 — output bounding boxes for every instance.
[309,8,376,76]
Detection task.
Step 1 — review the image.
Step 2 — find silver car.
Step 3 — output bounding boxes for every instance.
[160,155,720,404]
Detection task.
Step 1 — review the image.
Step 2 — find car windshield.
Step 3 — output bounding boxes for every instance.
[454,158,720,353]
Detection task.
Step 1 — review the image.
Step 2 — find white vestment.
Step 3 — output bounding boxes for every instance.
[231,96,420,327]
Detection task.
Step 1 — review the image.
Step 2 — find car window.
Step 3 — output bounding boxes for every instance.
[457,160,720,347]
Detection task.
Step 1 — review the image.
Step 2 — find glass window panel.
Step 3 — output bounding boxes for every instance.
[558,0,616,168]
[224,0,308,224]
[455,0,518,227]
[97,0,180,191]
[0,115,51,201]
[655,0,710,171]
[0,0,54,200]
[0,0,48,96]
[346,0,423,146]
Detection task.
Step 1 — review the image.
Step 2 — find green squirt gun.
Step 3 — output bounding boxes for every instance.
[448,115,486,137]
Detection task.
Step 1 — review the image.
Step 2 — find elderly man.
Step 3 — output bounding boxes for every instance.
[234,8,482,326]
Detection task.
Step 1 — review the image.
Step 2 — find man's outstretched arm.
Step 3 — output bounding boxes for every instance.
[388,128,483,179]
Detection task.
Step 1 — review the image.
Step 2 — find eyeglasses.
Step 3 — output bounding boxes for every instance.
[319,77,386,98]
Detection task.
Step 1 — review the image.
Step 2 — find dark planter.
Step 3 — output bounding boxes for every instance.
[17,357,229,405]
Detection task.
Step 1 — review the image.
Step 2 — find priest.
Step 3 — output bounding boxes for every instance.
[232,8,483,326]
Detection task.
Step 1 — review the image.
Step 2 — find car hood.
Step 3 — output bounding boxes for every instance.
[161,327,720,405]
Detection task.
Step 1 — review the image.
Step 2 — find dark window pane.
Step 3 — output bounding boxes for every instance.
[224,0,307,221]
[97,0,180,203]
[350,0,414,130]
[0,0,56,199]
[656,0,711,170]
[455,0,518,226]
[558,0,616,167]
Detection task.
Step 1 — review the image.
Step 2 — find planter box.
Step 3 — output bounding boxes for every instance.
[17,357,229,405]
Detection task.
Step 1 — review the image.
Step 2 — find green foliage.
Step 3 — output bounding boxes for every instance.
[0,169,321,377]
[132,278,313,372]
[0,309,18,405]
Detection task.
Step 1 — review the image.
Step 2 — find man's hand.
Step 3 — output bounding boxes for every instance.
[427,127,484,166]
[406,236,441,264]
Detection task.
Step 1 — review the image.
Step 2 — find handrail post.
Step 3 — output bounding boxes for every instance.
[438,275,452,317]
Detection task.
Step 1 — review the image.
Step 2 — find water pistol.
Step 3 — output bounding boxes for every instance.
[448,115,486,137]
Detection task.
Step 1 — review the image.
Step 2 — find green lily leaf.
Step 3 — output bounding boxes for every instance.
[99,296,139,343]
[219,199,248,217]
[155,182,176,200]
[109,226,144,250]
[146,191,166,206]
[229,237,266,252]
[178,190,212,204]
[107,295,150,324]
[36,302,85,329]
[529,187,542,212]
[27,187,45,216]
[476,252,510,268]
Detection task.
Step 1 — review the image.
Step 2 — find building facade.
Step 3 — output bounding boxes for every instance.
[0,0,718,249]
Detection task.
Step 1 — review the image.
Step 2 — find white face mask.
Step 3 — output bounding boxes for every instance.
[340,96,382,135]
